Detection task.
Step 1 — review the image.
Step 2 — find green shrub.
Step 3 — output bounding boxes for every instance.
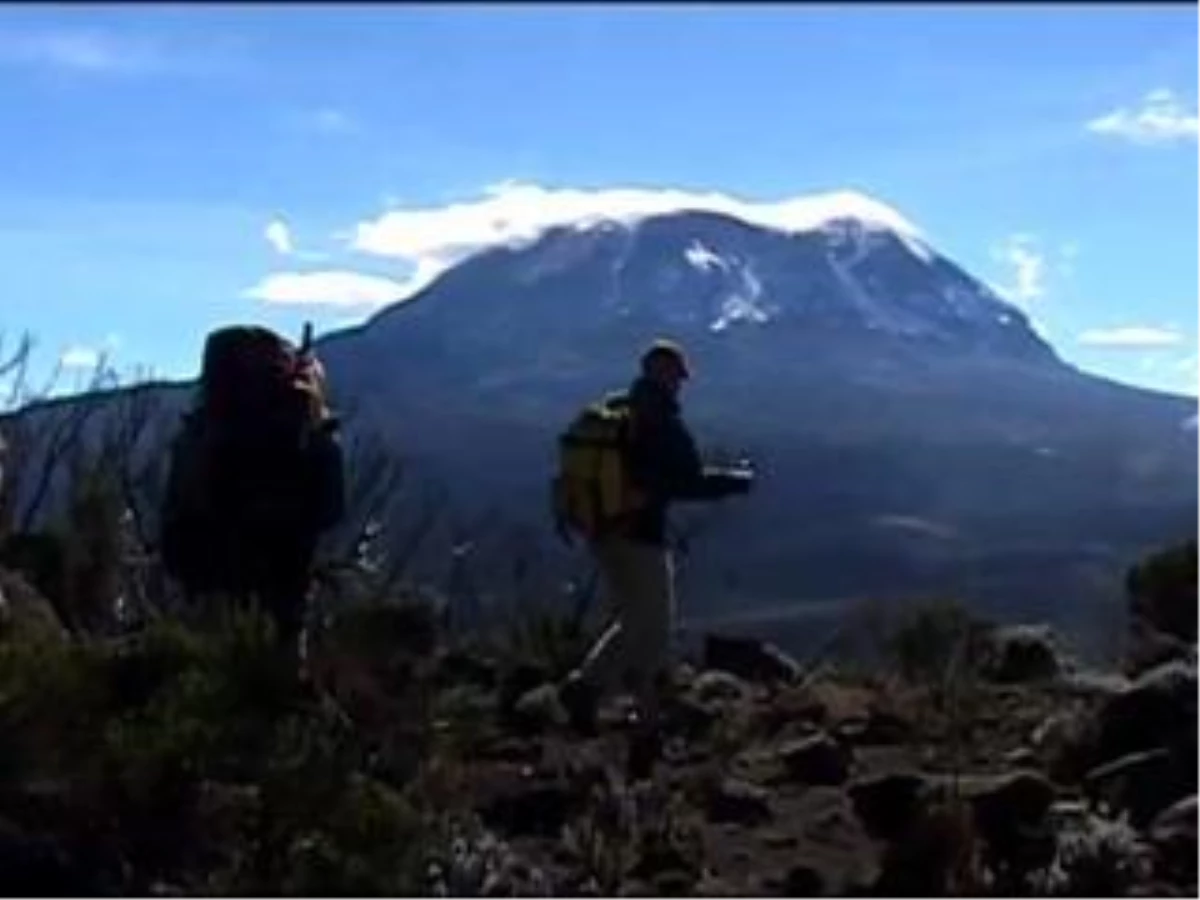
[885,598,991,684]
[1126,538,1197,642]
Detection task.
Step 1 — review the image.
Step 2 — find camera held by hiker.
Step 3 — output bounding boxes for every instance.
[551,339,754,777]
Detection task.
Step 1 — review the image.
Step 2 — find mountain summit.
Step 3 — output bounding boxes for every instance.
[312,196,1193,648]
[346,197,1055,383]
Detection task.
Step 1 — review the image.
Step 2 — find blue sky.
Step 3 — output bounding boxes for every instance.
[0,5,1196,400]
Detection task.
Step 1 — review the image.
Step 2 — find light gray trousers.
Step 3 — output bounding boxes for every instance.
[576,537,675,722]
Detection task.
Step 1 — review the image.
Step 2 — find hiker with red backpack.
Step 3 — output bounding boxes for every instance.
[160,324,345,660]
[552,339,754,777]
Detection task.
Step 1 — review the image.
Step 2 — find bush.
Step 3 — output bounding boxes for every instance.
[0,599,484,895]
[885,598,991,685]
[1127,539,1197,643]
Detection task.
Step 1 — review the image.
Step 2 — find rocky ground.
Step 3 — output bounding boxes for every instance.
[420,624,1197,897]
[0,540,1194,896]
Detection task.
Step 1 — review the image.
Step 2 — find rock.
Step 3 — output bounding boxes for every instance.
[979,624,1064,683]
[703,633,802,685]
[694,874,743,897]
[706,777,773,826]
[0,568,65,643]
[834,709,912,746]
[498,663,553,730]
[758,689,828,737]
[1095,659,1197,763]
[783,864,825,896]
[1149,795,1198,885]
[1004,748,1039,768]
[777,734,851,786]
[481,736,543,764]
[691,669,753,705]
[481,778,574,838]
[651,869,697,897]
[760,829,798,849]
[848,771,929,841]
[1058,669,1132,698]
[512,683,566,730]
[1085,748,1196,829]
[629,841,698,895]
[967,770,1058,873]
[662,693,720,741]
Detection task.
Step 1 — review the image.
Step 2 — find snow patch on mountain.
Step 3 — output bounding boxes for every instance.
[684,240,728,272]
[711,264,772,332]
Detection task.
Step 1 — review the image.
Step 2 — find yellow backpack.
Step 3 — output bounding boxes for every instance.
[552,393,645,542]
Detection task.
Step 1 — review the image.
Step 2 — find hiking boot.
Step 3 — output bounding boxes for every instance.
[626,728,663,781]
[559,676,599,737]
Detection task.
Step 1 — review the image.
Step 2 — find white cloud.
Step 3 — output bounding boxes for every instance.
[0,30,160,74]
[243,270,411,309]
[57,333,121,371]
[348,181,929,302]
[0,28,245,80]
[59,346,102,370]
[1078,326,1186,349]
[1087,89,1199,145]
[265,218,293,255]
[990,234,1045,309]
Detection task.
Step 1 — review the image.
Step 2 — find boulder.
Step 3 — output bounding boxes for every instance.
[776,734,852,786]
[1149,795,1198,886]
[848,771,930,841]
[703,634,802,684]
[1085,749,1196,829]
[511,683,566,734]
[1095,660,1197,764]
[705,777,773,826]
[690,669,753,705]
[979,624,1065,684]
[833,708,913,746]
[966,770,1058,875]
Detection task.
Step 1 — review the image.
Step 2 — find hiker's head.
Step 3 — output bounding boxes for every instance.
[640,340,690,396]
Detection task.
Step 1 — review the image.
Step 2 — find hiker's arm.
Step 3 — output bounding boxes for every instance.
[307,426,345,531]
[645,417,751,502]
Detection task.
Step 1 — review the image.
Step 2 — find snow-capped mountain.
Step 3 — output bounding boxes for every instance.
[9,191,1194,651]
[343,201,1055,365]
[310,198,1193,645]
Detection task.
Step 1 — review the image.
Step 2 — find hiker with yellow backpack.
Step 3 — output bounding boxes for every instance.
[552,339,754,777]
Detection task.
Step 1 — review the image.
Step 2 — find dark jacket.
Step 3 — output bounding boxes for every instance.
[619,376,748,547]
